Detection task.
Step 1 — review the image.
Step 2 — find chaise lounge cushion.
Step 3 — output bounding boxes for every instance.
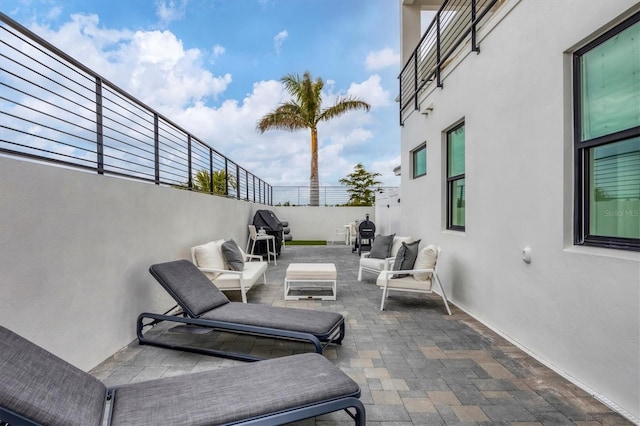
[1,326,363,426]
[150,259,230,316]
[201,302,343,336]
[110,353,360,425]
[0,327,107,426]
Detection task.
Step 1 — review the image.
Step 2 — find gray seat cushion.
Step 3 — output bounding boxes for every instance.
[0,326,106,426]
[110,352,360,425]
[201,302,343,337]
[150,260,230,316]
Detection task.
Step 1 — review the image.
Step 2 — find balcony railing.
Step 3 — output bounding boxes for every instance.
[0,12,272,204]
[398,0,502,125]
[273,186,398,206]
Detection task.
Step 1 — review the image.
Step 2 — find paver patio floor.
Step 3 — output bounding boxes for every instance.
[90,245,633,425]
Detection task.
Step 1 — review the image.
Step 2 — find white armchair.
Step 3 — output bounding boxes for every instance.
[376,245,452,315]
[357,236,414,281]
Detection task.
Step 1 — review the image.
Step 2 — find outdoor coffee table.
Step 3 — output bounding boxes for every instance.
[284,263,337,301]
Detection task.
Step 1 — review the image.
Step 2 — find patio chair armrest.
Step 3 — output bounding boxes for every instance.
[379,268,435,279]
[196,266,241,276]
[382,257,396,270]
[244,253,264,262]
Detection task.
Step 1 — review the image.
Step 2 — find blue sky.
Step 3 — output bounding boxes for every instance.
[3,0,402,187]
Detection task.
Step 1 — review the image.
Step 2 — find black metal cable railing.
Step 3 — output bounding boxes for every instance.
[399,0,502,125]
[273,186,398,207]
[0,11,272,204]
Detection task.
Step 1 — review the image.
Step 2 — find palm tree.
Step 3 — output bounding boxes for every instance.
[193,169,236,195]
[257,71,370,206]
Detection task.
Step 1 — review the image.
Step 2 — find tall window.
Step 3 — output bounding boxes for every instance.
[574,13,640,251]
[447,123,465,230]
[412,143,427,178]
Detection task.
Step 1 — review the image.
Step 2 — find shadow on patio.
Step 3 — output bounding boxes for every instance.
[91,245,632,425]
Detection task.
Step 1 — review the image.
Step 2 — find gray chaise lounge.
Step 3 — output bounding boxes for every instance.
[0,326,364,425]
[137,260,345,361]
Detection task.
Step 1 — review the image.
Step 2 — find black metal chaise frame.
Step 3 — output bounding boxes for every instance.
[137,260,346,362]
[1,326,365,425]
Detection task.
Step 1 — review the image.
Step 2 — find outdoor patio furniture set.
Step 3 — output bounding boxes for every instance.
[1,231,450,425]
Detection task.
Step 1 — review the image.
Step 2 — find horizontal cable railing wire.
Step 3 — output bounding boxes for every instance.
[399,0,501,125]
[273,186,398,207]
[0,11,271,204]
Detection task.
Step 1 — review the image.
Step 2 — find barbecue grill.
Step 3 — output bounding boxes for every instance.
[251,210,291,256]
[353,214,376,255]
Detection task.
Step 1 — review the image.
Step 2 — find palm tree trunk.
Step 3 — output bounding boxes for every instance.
[310,127,319,206]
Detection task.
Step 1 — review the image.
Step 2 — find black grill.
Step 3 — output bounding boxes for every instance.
[353,215,376,255]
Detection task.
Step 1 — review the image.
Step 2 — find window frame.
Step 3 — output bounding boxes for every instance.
[573,12,640,251]
[446,122,465,231]
[412,142,427,179]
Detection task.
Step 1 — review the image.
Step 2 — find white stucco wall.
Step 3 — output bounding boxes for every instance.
[273,206,373,242]
[399,0,639,419]
[0,156,261,370]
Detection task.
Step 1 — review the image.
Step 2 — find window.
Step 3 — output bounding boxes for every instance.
[574,13,640,251]
[412,143,427,178]
[447,123,465,230]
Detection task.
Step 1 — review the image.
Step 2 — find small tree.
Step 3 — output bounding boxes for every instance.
[339,163,382,206]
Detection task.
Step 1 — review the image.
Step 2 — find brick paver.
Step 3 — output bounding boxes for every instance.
[90,245,634,425]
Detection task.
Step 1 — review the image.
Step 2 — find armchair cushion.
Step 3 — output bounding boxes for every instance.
[368,234,395,259]
[392,240,421,278]
[193,239,226,279]
[390,236,414,257]
[221,239,245,271]
[413,244,438,281]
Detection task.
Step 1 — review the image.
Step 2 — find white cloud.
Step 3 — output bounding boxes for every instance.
[23,15,399,187]
[212,44,225,57]
[347,75,392,108]
[46,6,63,21]
[31,15,231,109]
[273,30,288,54]
[156,0,188,27]
[365,47,400,70]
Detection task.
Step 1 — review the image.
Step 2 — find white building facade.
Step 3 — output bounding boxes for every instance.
[398,0,639,420]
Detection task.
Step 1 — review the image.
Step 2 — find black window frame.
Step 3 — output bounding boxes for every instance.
[446,122,465,231]
[573,12,640,252]
[412,143,427,179]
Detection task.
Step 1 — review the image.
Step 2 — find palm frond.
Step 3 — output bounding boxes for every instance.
[256,102,308,133]
[319,96,371,122]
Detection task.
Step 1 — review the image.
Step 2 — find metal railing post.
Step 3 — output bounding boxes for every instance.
[187,135,193,189]
[154,114,160,184]
[471,0,479,52]
[95,77,104,175]
[436,11,443,88]
[209,149,214,194]
[236,164,240,199]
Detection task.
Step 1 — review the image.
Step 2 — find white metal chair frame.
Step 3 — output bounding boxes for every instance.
[377,247,452,315]
[190,246,266,303]
[246,224,277,265]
